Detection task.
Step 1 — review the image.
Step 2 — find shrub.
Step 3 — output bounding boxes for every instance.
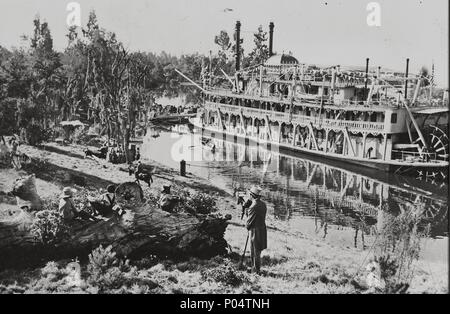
[0,283,26,294]
[23,124,51,146]
[201,262,249,287]
[176,190,217,215]
[30,209,69,245]
[86,245,132,291]
[71,188,98,215]
[70,127,87,144]
[133,255,159,269]
[25,261,89,293]
[373,207,429,294]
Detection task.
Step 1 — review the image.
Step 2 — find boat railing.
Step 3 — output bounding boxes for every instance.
[207,87,402,109]
[391,149,440,163]
[206,101,385,132]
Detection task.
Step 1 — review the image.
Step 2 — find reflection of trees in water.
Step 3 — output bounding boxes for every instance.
[196,131,448,248]
[267,186,294,221]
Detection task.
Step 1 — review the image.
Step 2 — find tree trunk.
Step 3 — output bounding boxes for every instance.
[124,127,131,163]
[11,174,43,211]
[0,199,229,269]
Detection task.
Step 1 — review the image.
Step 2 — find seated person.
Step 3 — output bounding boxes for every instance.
[90,184,116,216]
[101,184,116,207]
[159,185,178,212]
[59,187,98,222]
[98,144,108,158]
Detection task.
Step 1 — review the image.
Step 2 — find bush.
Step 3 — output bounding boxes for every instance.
[373,207,429,294]
[133,255,160,269]
[30,208,69,245]
[176,190,217,215]
[71,188,98,215]
[23,261,90,293]
[86,245,132,291]
[201,262,249,287]
[23,124,51,146]
[70,127,87,145]
[0,283,26,294]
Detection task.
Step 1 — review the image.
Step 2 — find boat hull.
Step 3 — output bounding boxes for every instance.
[189,118,449,178]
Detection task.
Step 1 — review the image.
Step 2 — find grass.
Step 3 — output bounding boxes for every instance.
[0,142,447,294]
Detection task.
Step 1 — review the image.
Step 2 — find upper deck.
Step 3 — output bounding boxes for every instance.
[204,55,447,115]
[204,86,448,135]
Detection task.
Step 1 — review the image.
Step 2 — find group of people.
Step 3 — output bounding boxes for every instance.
[104,142,140,164]
[57,182,178,221]
[58,184,122,223]
[58,161,268,274]
[105,144,126,164]
[85,140,141,165]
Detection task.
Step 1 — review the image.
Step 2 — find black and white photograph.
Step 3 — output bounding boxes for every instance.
[0,0,448,298]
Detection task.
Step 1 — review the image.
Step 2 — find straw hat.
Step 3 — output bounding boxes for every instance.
[60,187,76,199]
[249,186,262,197]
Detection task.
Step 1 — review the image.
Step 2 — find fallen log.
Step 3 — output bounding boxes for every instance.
[0,181,229,269]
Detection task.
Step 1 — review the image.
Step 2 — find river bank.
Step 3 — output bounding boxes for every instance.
[0,142,447,294]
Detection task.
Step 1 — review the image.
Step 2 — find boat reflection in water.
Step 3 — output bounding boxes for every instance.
[142,124,448,252]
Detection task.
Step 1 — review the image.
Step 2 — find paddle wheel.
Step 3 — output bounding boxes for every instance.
[416,125,449,181]
[429,125,449,161]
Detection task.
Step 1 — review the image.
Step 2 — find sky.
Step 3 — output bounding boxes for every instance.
[0,0,448,87]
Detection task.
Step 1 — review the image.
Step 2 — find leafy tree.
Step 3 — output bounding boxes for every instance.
[0,48,32,99]
[247,25,269,67]
[214,30,233,75]
[17,17,63,141]
[1,11,267,148]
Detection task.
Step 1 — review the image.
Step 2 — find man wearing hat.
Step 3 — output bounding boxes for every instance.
[159,185,177,212]
[59,187,80,222]
[246,186,267,274]
[59,187,98,222]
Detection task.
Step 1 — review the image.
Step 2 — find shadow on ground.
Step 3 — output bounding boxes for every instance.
[23,157,115,189]
[40,145,86,160]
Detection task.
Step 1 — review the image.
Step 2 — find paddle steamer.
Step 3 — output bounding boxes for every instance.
[187,21,449,180]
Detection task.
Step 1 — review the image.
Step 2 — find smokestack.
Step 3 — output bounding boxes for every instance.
[404,58,410,100]
[235,21,241,71]
[269,22,274,57]
[365,58,370,98]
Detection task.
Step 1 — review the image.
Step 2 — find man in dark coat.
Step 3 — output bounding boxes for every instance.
[245,186,267,274]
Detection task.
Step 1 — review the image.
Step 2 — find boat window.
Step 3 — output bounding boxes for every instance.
[391,113,397,123]
[370,113,377,122]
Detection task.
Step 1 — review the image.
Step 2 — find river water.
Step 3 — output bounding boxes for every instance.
[140,123,448,266]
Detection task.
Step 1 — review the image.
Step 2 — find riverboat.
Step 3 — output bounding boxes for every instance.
[186,21,449,180]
